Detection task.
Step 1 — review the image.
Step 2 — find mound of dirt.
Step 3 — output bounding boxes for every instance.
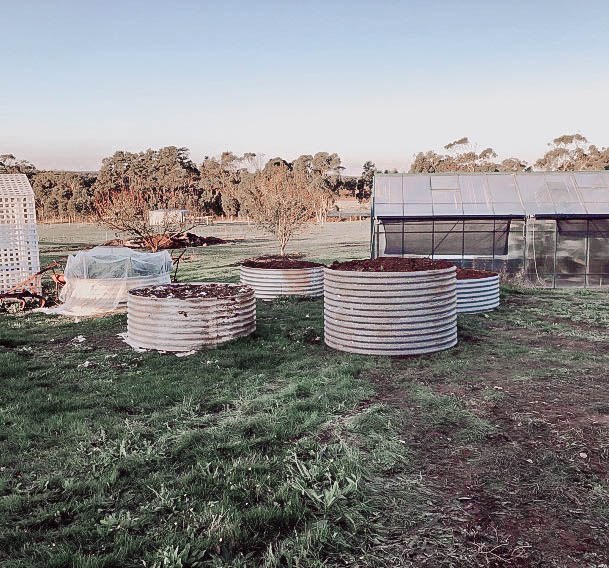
[241,255,323,269]
[129,283,250,299]
[329,257,455,272]
[104,232,226,250]
[456,268,499,280]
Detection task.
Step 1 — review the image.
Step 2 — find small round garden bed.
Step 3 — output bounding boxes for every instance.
[240,256,324,300]
[324,257,458,355]
[456,268,500,314]
[126,283,256,352]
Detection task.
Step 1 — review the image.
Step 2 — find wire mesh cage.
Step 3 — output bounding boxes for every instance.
[0,174,41,294]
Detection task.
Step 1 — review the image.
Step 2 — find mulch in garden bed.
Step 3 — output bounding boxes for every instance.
[129,283,249,299]
[329,257,454,272]
[241,255,323,269]
[456,268,499,280]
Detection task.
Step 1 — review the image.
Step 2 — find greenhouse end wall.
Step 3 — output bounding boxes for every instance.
[372,217,609,288]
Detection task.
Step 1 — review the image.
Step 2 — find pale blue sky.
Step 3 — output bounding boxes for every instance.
[2,0,608,174]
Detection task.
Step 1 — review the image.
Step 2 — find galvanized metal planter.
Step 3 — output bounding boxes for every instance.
[324,266,457,355]
[126,283,256,352]
[240,266,323,300]
[456,274,500,314]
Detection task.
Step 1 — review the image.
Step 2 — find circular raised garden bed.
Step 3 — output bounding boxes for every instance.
[324,257,458,356]
[240,256,324,300]
[126,283,256,352]
[456,268,500,314]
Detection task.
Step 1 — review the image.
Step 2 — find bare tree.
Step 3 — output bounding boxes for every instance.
[240,159,314,256]
[95,189,192,252]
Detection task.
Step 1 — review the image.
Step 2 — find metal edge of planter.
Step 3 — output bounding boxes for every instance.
[456,275,500,314]
[240,266,324,300]
[323,266,458,355]
[126,283,256,352]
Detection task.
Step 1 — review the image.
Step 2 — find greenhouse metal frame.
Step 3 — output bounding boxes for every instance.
[371,171,609,288]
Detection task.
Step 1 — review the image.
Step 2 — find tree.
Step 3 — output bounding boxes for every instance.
[93,147,201,250]
[0,154,37,175]
[356,161,376,201]
[535,134,609,171]
[198,152,264,218]
[31,171,96,221]
[94,189,193,252]
[290,152,343,224]
[239,158,314,256]
[499,157,530,172]
[409,137,528,173]
[93,146,201,210]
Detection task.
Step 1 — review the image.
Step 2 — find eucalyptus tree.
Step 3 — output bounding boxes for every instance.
[356,161,377,201]
[410,137,527,173]
[0,154,37,175]
[31,171,95,221]
[535,134,609,171]
[198,152,264,218]
[290,152,343,223]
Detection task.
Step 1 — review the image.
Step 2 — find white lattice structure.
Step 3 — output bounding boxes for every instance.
[0,174,41,294]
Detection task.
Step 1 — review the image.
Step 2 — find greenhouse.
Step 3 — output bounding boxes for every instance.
[371,171,609,287]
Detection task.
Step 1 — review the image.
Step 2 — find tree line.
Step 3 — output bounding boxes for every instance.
[1,132,608,223]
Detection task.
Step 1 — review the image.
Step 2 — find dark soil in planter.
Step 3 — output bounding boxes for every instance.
[329,257,454,272]
[241,255,323,269]
[130,283,250,299]
[456,268,499,280]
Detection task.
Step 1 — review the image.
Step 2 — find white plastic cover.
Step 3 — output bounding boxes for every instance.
[48,247,173,316]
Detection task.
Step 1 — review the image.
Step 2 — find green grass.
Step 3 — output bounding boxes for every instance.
[2,223,609,566]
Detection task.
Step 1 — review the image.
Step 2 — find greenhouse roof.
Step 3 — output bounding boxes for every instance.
[373,171,609,218]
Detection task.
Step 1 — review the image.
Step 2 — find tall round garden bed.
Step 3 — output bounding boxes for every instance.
[240,257,324,300]
[126,283,256,352]
[324,258,457,355]
[456,269,500,314]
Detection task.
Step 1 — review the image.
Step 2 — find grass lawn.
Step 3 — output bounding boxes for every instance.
[2,223,609,567]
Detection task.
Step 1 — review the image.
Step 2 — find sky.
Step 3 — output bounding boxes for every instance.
[2,0,609,175]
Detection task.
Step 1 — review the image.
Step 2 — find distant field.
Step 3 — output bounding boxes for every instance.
[38,220,371,281]
[2,222,609,566]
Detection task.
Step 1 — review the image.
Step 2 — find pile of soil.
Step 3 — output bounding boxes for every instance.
[456,268,499,280]
[130,283,249,299]
[242,255,323,269]
[104,233,226,250]
[329,257,455,272]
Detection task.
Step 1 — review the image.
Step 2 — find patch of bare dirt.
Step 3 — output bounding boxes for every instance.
[362,325,609,565]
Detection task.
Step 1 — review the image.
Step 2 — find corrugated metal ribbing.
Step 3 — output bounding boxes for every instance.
[240,266,323,300]
[126,284,256,352]
[324,267,457,355]
[456,276,500,313]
